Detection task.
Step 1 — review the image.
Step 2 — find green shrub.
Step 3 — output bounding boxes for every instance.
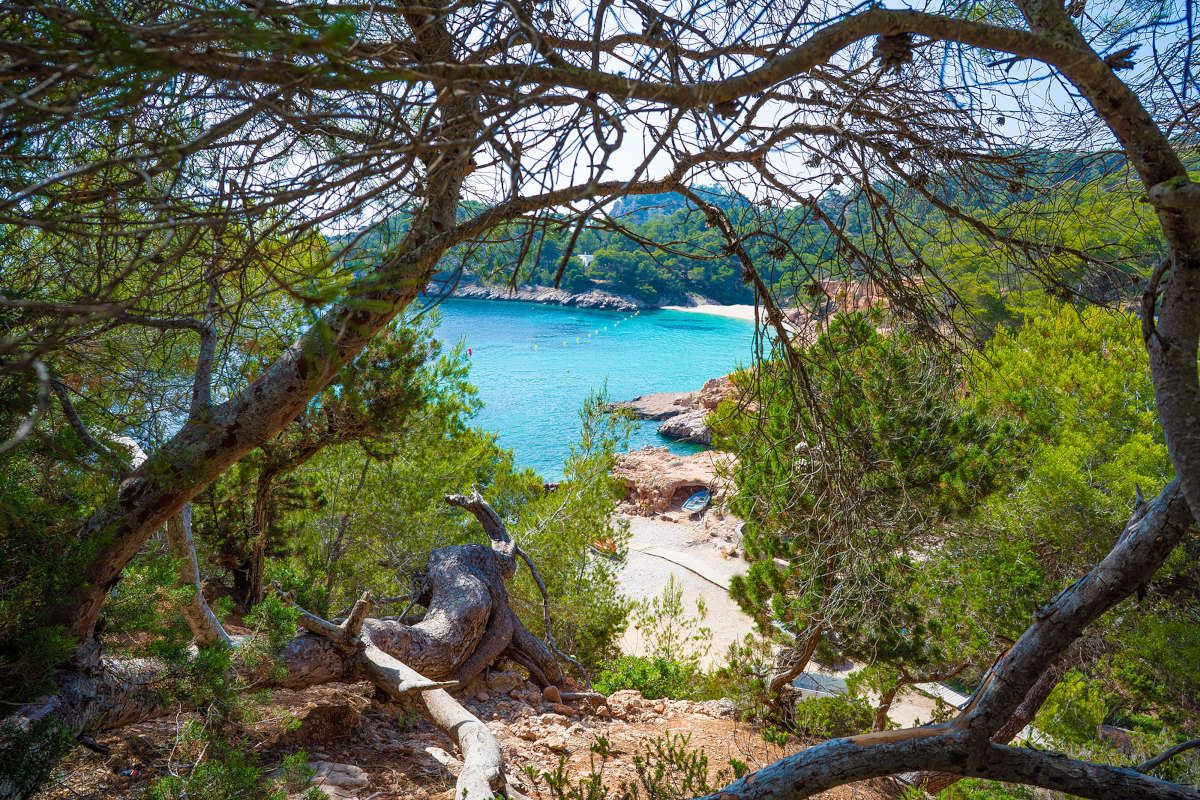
[0,717,76,799]
[147,749,327,800]
[595,655,704,700]
[1034,670,1109,746]
[526,733,738,799]
[792,694,874,739]
[940,778,1039,800]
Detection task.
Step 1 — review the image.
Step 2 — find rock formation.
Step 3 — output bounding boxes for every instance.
[611,446,735,515]
[437,280,645,311]
[609,375,738,445]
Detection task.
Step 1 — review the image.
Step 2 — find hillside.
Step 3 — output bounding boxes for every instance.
[43,680,899,800]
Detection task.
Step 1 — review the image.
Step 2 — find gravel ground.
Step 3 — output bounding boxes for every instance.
[614,513,755,667]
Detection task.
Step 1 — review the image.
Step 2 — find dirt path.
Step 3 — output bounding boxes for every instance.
[613,513,953,729]
[615,513,755,668]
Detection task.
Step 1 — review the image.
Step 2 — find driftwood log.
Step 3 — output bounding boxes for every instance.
[4,490,564,800]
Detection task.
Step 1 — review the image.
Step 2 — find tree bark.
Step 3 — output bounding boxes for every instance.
[768,628,822,697]
[3,492,563,800]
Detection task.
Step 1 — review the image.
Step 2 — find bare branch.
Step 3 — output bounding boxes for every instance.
[0,360,49,456]
[1138,739,1200,774]
[165,505,233,649]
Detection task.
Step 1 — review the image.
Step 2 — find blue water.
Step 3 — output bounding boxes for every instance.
[424,299,756,479]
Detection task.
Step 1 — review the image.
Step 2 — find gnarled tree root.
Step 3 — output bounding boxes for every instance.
[280,590,508,800]
[4,491,568,800]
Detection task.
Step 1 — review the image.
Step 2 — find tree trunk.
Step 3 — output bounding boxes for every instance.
[768,627,822,697]
[247,464,282,608]
[873,686,898,733]
[2,492,563,800]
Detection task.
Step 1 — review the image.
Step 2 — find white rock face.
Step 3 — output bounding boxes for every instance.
[303,762,370,799]
[656,408,712,444]
[443,280,644,311]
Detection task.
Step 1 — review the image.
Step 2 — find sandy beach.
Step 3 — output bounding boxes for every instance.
[661,303,759,321]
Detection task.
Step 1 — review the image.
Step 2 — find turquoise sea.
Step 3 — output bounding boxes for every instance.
[426,299,756,479]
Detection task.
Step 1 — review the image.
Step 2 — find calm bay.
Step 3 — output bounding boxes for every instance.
[428,298,756,479]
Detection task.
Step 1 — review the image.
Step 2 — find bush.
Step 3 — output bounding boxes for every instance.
[940,779,1039,800]
[1034,670,1109,746]
[525,733,742,799]
[792,694,874,739]
[595,655,704,700]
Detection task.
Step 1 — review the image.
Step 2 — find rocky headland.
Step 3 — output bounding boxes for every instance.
[608,374,736,445]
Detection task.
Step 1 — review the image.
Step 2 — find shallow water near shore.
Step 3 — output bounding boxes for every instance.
[426,298,756,480]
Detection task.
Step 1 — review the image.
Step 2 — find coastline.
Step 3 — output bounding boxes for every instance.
[661,303,758,322]
[431,280,645,312]
[429,279,762,320]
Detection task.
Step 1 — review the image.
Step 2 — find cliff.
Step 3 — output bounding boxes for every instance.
[611,446,735,515]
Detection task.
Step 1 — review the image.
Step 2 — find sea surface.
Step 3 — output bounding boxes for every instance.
[424,298,756,479]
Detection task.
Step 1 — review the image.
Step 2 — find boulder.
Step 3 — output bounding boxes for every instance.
[303,762,370,800]
[697,375,736,410]
[612,374,737,445]
[657,408,712,444]
[604,689,647,720]
[486,670,525,695]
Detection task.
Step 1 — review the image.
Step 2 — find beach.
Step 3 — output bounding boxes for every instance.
[661,303,759,321]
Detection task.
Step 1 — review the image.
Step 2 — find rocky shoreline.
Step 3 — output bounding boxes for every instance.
[435,280,648,311]
[608,374,735,445]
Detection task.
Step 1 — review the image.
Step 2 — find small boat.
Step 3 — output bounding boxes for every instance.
[589,537,620,559]
[681,489,711,515]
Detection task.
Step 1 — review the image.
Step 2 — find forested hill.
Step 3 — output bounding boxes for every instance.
[343,152,1160,311]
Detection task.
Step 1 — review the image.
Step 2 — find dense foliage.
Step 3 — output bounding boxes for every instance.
[345,156,1169,315]
[720,301,1200,780]
[714,311,1013,704]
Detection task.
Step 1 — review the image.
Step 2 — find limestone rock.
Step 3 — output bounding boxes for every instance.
[608,391,693,420]
[542,685,562,704]
[612,447,734,515]
[696,698,739,718]
[304,762,369,800]
[442,280,643,311]
[605,689,647,720]
[656,408,712,444]
[612,373,737,448]
[486,670,525,695]
[697,375,736,410]
[543,732,570,752]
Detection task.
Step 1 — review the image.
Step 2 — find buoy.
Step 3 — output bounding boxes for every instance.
[468,348,472,355]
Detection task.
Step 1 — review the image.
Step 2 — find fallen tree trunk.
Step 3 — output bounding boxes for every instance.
[2,490,564,800]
